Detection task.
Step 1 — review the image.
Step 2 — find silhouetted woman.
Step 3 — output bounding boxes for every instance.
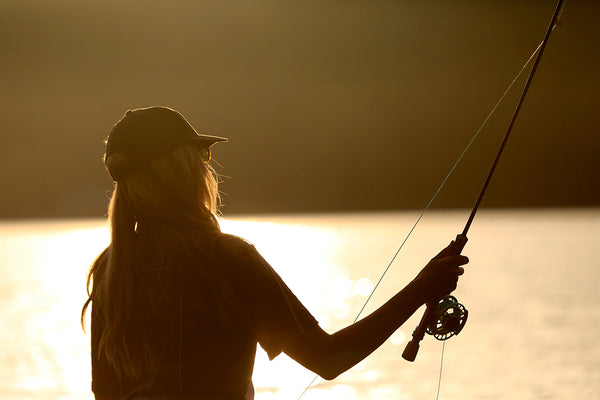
[82,106,468,400]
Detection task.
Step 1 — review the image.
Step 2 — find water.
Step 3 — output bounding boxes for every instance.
[1,209,598,400]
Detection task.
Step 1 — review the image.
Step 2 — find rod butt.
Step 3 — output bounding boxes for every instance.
[402,339,420,362]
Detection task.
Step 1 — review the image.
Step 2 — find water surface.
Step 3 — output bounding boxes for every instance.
[1,209,598,400]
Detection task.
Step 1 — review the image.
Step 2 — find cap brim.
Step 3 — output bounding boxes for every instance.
[189,134,228,146]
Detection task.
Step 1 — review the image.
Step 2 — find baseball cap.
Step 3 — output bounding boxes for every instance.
[104,106,227,181]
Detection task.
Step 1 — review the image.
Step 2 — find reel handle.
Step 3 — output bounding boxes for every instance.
[402,233,468,362]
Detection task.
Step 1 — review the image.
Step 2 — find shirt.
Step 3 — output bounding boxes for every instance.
[91,233,318,399]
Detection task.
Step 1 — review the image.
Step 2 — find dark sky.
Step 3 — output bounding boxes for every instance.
[2,0,599,219]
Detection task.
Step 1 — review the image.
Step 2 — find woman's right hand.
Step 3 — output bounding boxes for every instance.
[411,241,469,303]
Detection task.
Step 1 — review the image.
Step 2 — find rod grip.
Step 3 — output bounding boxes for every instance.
[452,233,468,255]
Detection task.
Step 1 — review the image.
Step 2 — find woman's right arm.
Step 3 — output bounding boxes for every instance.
[283,244,468,380]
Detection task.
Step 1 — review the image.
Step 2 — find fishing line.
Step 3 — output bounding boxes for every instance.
[435,341,446,400]
[295,40,543,400]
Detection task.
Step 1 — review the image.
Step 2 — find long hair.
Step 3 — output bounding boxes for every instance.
[81,144,222,380]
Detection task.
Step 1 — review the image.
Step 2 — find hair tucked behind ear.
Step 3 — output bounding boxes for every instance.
[81,144,222,380]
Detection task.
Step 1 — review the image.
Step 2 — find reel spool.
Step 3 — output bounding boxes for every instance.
[426,295,468,341]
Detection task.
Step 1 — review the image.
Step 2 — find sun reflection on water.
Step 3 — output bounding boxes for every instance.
[0,220,109,399]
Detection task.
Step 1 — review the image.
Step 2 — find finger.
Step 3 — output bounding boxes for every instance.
[445,255,469,266]
[457,266,465,276]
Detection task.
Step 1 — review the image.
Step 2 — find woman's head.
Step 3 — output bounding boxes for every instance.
[104,106,226,181]
[104,106,227,227]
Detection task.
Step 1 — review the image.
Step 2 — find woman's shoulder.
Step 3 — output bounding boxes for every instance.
[213,232,256,257]
[211,233,276,276]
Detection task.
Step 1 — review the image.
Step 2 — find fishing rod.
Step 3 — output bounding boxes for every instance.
[402,0,566,362]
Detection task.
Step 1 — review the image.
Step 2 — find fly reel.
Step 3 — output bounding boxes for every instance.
[426,295,468,341]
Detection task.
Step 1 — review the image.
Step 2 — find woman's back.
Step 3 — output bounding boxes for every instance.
[92,226,317,399]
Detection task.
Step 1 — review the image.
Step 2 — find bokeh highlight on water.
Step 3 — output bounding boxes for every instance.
[1,209,598,400]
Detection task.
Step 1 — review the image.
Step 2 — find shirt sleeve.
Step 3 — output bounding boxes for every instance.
[219,236,319,360]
